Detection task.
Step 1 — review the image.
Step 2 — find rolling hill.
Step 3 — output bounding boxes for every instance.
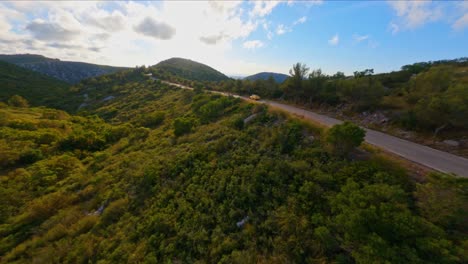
[0,60,72,108]
[0,64,466,263]
[244,72,289,83]
[152,57,230,82]
[0,54,127,84]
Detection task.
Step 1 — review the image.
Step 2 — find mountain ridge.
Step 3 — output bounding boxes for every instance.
[0,54,128,84]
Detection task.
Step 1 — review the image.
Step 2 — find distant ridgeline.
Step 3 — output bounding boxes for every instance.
[244,72,289,83]
[0,54,127,84]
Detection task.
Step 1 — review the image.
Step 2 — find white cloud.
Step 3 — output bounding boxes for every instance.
[328,34,339,46]
[276,24,291,35]
[389,22,400,34]
[250,1,281,17]
[267,31,274,40]
[274,16,306,37]
[243,40,264,50]
[453,14,468,30]
[85,11,126,32]
[453,3,468,30]
[293,16,307,25]
[134,17,176,40]
[26,21,79,41]
[353,34,369,42]
[287,0,323,7]
[352,34,378,48]
[0,1,319,75]
[387,1,443,32]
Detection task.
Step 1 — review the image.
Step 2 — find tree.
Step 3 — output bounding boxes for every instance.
[332,71,346,80]
[173,117,196,136]
[353,69,374,78]
[340,77,385,110]
[284,63,309,101]
[305,69,327,105]
[326,122,365,157]
[8,95,29,108]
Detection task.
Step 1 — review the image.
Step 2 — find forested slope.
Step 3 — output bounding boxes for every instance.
[0,74,466,263]
[0,61,71,109]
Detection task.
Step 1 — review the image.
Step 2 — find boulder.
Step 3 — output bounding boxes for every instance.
[442,140,460,147]
[243,114,258,124]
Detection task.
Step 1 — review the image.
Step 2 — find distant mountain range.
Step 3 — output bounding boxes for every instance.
[244,72,289,83]
[0,54,127,84]
[152,57,230,82]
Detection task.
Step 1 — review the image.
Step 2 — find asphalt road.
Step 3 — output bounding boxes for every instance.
[162,81,468,177]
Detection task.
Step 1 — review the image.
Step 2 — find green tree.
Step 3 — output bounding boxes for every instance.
[137,111,165,128]
[173,117,196,136]
[326,122,365,157]
[284,63,309,101]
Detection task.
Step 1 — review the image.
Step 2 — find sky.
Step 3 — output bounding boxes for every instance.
[0,1,467,76]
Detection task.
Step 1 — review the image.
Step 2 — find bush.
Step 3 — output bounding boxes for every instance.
[326,121,365,158]
[60,131,106,151]
[230,116,244,130]
[19,149,43,165]
[136,111,165,128]
[173,117,196,136]
[101,198,128,225]
[7,120,37,131]
[0,111,9,125]
[8,95,29,108]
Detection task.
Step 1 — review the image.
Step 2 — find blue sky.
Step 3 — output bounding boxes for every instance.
[0,1,467,76]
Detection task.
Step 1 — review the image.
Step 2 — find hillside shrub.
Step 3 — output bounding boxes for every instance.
[8,95,29,108]
[173,117,196,136]
[326,122,365,158]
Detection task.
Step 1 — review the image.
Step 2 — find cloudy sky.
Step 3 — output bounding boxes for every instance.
[0,1,467,76]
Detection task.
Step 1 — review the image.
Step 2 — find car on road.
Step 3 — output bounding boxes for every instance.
[249,94,260,100]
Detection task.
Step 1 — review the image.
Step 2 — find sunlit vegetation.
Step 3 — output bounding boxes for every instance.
[190,58,468,137]
[1,74,466,263]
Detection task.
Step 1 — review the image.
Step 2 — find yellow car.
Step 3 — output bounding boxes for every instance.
[249,94,260,100]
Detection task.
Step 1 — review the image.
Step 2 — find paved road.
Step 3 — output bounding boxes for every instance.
[163,81,468,177]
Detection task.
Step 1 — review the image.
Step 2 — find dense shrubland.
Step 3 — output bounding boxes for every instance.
[1,79,466,263]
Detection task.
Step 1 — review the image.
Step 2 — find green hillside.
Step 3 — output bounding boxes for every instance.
[0,72,466,263]
[0,61,71,109]
[152,57,230,82]
[0,54,127,84]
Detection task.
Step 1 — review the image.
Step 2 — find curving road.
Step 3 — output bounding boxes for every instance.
[163,81,468,177]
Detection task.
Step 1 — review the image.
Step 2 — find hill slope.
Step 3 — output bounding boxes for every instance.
[152,57,229,82]
[245,72,289,83]
[0,70,465,263]
[0,60,72,108]
[0,54,127,84]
